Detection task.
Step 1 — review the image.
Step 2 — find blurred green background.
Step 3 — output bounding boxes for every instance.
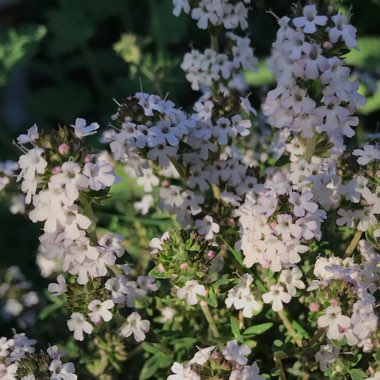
[0,0,380,330]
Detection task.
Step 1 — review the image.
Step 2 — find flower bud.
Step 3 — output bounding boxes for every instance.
[309,302,319,312]
[58,143,70,154]
[52,166,62,174]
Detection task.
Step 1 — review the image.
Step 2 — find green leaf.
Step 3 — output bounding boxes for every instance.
[243,323,273,336]
[208,286,218,308]
[220,236,244,266]
[291,320,310,339]
[139,351,172,380]
[244,60,275,87]
[254,278,267,293]
[365,225,380,249]
[38,302,62,320]
[148,267,168,279]
[349,369,368,380]
[0,25,46,86]
[230,317,240,338]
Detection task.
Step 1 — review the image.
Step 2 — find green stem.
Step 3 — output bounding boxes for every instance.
[169,157,188,182]
[79,193,98,243]
[274,351,288,380]
[305,328,325,348]
[304,136,318,163]
[211,184,221,200]
[109,264,123,277]
[210,33,219,52]
[345,229,362,256]
[200,302,220,338]
[278,310,302,348]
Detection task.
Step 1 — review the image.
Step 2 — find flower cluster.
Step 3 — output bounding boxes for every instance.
[263,5,364,156]
[0,332,77,379]
[182,33,257,92]
[16,121,117,285]
[149,229,219,306]
[168,340,264,380]
[310,241,378,350]
[172,0,251,30]
[13,121,158,346]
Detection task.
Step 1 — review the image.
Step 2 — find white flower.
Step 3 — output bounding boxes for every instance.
[67,312,93,341]
[189,346,215,365]
[262,284,291,312]
[0,363,18,379]
[177,280,207,306]
[336,209,356,227]
[83,159,116,191]
[17,124,39,145]
[134,194,154,215]
[71,118,100,138]
[88,299,114,323]
[225,274,262,318]
[48,275,67,296]
[28,186,68,233]
[172,0,190,17]
[17,147,47,181]
[275,214,302,240]
[120,312,150,342]
[229,362,264,380]
[329,14,357,48]
[49,359,77,380]
[289,191,318,217]
[279,267,305,296]
[195,215,219,240]
[353,145,380,165]
[292,5,327,34]
[317,306,351,340]
[222,340,251,365]
[167,362,200,380]
[315,344,340,372]
[50,162,88,203]
[0,337,12,358]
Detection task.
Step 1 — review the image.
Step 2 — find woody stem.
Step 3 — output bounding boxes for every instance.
[200,302,220,338]
[345,229,362,256]
[278,310,303,347]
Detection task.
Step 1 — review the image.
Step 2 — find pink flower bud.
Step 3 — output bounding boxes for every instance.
[162,180,169,187]
[199,300,207,307]
[309,302,319,312]
[376,170,380,177]
[52,166,62,174]
[206,250,215,260]
[58,144,70,154]
[180,263,188,270]
[323,41,333,49]
[210,352,221,361]
[157,264,165,273]
[84,154,93,163]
